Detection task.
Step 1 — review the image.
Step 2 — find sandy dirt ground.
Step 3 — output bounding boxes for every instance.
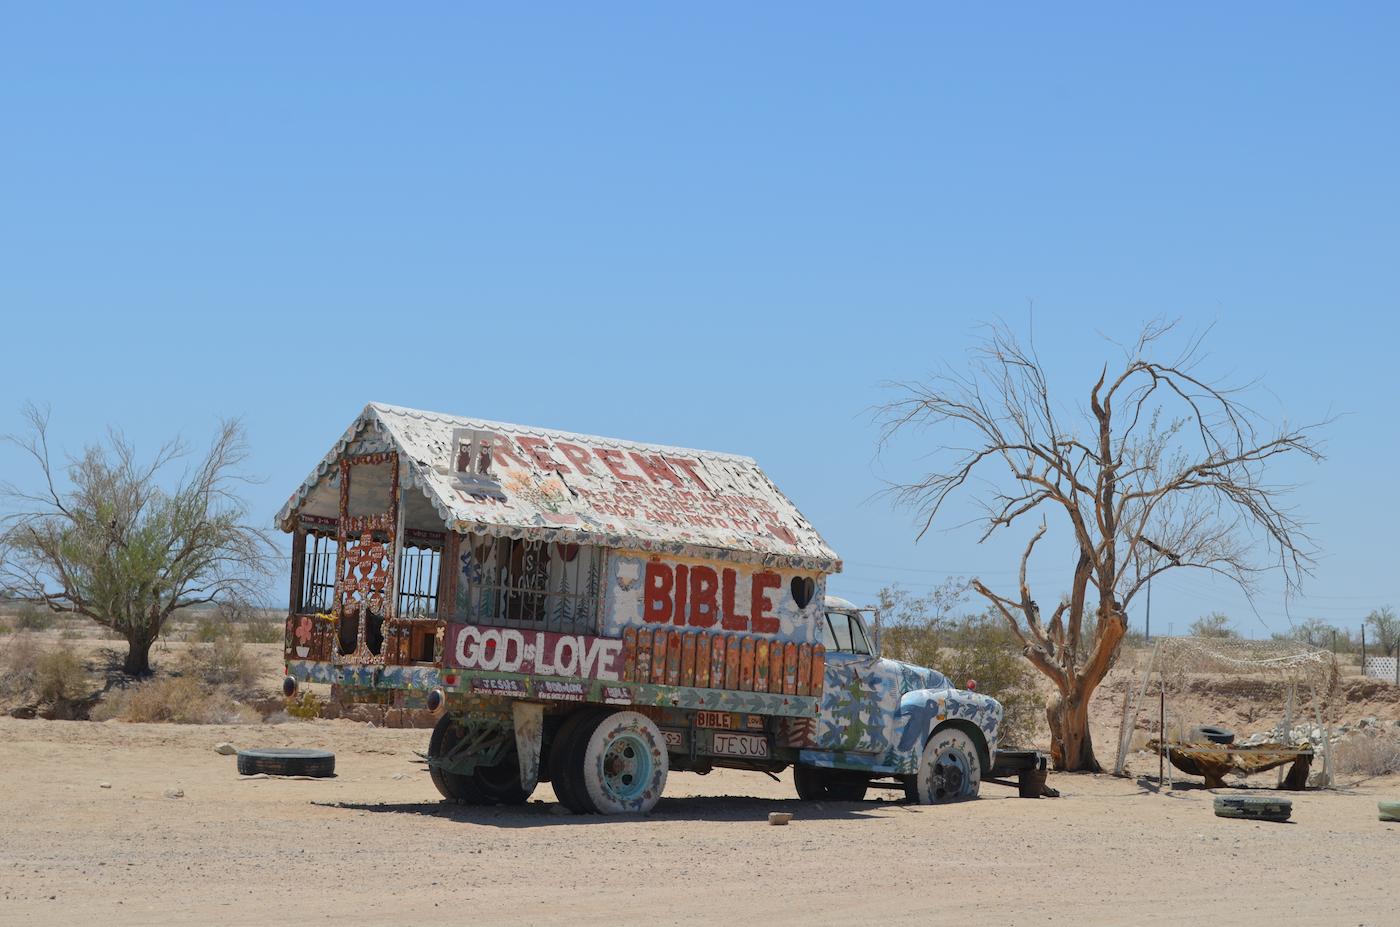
[2,715,1398,927]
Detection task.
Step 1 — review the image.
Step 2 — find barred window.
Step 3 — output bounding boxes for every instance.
[455,534,602,636]
[300,531,340,615]
[397,530,444,619]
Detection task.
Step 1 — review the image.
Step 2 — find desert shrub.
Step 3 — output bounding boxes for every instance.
[1190,612,1237,639]
[180,639,260,692]
[35,646,89,702]
[193,614,227,643]
[240,611,284,644]
[59,628,85,640]
[1331,731,1400,777]
[285,689,324,720]
[0,635,45,701]
[13,602,54,631]
[0,618,10,635]
[877,582,963,670]
[93,675,260,724]
[1272,617,1339,650]
[0,638,89,703]
[1364,606,1400,658]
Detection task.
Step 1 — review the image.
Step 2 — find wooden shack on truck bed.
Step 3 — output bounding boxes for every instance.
[278,402,844,812]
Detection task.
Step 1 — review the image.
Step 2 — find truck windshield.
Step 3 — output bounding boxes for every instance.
[823,611,872,655]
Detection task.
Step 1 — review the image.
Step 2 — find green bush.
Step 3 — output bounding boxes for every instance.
[193,614,227,643]
[35,647,89,702]
[937,611,1044,748]
[1190,612,1237,638]
[13,602,54,631]
[285,689,324,720]
[240,611,285,644]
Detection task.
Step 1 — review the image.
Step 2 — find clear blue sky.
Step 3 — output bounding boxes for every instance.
[1,5,1395,638]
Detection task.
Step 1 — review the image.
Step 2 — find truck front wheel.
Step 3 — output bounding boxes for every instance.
[911,727,982,804]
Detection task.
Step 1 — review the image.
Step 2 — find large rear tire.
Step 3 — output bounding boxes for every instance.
[427,715,534,805]
[470,741,534,805]
[428,714,483,802]
[548,710,605,813]
[571,710,670,815]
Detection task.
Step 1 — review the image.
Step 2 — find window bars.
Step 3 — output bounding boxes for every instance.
[455,535,603,636]
[397,543,442,619]
[301,533,340,615]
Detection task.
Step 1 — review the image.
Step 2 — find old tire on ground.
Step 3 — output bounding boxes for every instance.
[549,710,606,813]
[794,766,869,802]
[1190,726,1236,745]
[428,714,485,802]
[573,710,670,814]
[1378,801,1400,822]
[1213,796,1292,822]
[236,748,335,778]
[913,727,982,804]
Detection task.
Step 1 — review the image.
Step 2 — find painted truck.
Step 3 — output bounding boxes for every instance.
[278,403,1005,814]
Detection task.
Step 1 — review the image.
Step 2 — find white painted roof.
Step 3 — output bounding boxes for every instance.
[276,403,841,573]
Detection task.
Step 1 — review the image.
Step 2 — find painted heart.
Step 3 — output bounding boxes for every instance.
[790,575,815,609]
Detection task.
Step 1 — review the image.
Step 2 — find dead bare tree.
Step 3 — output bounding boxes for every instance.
[0,404,277,676]
[876,318,1325,771]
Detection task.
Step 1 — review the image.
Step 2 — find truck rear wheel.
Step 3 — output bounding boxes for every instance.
[548,710,606,812]
[428,714,485,803]
[428,714,535,805]
[470,742,534,805]
[569,710,670,815]
[793,766,869,802]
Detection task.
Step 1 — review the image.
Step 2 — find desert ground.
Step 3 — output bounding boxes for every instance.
[2,635,1398,926]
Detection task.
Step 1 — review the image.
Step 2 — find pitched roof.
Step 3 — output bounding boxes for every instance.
[276,403,841,573]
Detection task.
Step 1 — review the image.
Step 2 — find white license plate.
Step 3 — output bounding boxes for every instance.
[711,732,769,758]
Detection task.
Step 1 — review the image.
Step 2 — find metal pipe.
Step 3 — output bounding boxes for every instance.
[1159,682,1166,786]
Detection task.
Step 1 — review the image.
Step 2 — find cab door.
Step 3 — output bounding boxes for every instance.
[815,610,899,755]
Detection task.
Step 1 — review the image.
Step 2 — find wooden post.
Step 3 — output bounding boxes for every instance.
[1114,682,1131,776]
[288,528,307,617]
[439,531,461,622]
